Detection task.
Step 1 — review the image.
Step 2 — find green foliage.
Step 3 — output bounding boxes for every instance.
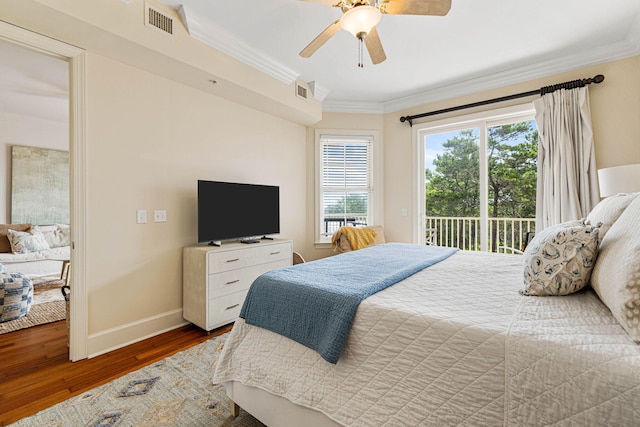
[425,122,538,219]
[324,193,367,216]
[425,129,481,217]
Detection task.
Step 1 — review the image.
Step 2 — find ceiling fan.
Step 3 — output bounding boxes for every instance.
[299,0,452,67]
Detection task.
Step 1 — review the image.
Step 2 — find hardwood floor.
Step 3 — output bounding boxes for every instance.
[0,320,231,426]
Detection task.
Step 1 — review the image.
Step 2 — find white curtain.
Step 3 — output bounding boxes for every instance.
[534,86,599,230]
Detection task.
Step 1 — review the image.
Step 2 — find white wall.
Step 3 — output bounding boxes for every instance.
[0,113,68,223]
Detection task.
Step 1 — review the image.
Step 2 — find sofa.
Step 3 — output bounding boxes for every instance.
[0,224,70,277]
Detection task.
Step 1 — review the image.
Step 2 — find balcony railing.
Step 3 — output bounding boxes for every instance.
[322,215,368,237]
[425,216,535,254]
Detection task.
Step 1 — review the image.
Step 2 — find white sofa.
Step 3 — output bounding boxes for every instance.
[0,224,70,277]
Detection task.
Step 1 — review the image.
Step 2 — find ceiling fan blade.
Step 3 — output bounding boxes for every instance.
[379,0,451,16]
[297,0,344,7]
[364,27,387,64]
[300,20,342,58]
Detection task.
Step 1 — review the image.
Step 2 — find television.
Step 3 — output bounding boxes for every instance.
[198,180,280,245]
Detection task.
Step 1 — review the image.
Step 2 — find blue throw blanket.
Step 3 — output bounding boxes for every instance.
[240,243,459,364]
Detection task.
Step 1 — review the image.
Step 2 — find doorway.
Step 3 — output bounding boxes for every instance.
[0,22,88,361]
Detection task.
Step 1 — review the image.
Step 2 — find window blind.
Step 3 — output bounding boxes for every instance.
[319,135,372,237]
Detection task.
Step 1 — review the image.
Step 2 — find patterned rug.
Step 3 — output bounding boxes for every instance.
[0,274,66,335]
[11,333,266,427]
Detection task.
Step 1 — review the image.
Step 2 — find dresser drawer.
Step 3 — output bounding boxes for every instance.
[208,289,247,328]
[208,259,291,298]
[207,242,291,273]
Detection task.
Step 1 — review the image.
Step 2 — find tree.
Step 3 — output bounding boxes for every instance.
[425,129,480,217]
[324,193,368,216]
[425,122,538,250]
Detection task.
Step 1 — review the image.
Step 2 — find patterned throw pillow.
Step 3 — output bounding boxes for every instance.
[521,219,600,296]
[6,229,50,254]
[591,196,640,343]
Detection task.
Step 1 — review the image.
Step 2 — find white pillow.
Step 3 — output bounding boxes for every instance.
[521,219,600,296]
[591,196,640,343]
[33,224,70,248]
[6,229,51,254]
[586,192,638,241]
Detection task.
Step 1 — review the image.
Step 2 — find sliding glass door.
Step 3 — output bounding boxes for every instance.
[416,105,538,253]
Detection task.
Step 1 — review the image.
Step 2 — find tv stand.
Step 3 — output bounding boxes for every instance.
[261,236,274,240]
[183,239,293,331]
[208,240,222,247]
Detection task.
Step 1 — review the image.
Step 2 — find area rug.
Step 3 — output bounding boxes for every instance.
[0,274,66,334]
[11,333,266,427]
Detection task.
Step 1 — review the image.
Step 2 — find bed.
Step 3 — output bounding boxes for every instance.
[212,193,640,427]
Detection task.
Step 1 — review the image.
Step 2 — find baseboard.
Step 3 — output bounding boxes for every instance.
[87,308,188,358]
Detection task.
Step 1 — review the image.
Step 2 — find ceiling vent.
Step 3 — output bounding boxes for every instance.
[145,3,175,37]
[296,82,308,100]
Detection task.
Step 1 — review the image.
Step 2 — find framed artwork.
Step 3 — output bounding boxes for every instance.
[11,145,69,225]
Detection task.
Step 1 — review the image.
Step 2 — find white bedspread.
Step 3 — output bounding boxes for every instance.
[213,250,640,426]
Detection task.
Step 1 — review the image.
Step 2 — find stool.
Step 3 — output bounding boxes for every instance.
[0,272,34,323]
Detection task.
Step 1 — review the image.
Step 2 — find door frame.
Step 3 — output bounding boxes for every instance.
[0,21,88,361]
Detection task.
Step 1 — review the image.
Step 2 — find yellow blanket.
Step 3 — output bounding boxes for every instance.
[331,226,377,251]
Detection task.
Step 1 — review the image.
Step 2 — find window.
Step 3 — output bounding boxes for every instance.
[316,130,378,244]
[414,104,538,253]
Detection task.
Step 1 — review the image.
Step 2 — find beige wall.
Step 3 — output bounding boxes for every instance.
[304,56,640,254]
[383,55,640,244]
[304,112,384,261]
[85,53,306,351]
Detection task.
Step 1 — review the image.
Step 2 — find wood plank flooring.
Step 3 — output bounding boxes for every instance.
[0,320,231,426]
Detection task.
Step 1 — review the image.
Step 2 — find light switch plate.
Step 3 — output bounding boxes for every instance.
[154,210,167,222]
[137,210,147,224]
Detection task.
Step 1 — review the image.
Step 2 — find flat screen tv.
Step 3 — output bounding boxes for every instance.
[198,180,280,245]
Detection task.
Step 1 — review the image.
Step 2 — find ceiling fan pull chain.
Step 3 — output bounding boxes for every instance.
[358,38,364,68]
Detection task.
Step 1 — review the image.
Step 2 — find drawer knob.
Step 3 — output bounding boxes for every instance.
[226,258,240,263]
[269,251,281,255]
[225,303,240,311]
[225,280,239,285]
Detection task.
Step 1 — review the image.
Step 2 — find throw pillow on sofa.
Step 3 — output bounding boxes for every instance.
[0,223,32,253]
[6,229,50,254]
[33,224,70,248]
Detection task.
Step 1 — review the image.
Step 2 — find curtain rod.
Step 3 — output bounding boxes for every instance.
[399,74,605,127]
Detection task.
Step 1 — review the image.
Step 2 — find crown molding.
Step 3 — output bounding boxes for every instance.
[322,100,384,114]
[178,5,299,85]
[308,81,330,102]
[628,10,640,53]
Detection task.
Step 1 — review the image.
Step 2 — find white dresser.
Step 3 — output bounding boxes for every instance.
[182,239,292,331]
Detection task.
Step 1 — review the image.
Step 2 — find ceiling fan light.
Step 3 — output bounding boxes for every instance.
[340,6,381,39]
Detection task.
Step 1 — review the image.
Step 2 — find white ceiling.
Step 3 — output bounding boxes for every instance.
[160,0,640,112]
[0,38,69,123]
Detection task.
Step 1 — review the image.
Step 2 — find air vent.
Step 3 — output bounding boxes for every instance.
[145,3,175,37]
[296,83,308,100]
